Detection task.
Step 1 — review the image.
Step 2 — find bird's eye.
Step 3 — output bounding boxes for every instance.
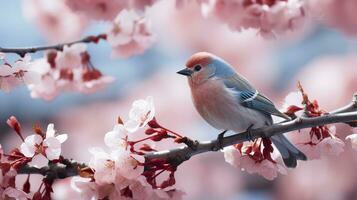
[194,65,202,71]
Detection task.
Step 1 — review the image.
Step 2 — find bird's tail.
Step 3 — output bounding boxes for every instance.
[271,134,307,168]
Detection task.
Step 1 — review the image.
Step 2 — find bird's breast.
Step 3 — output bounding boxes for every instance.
[190,79,269,132]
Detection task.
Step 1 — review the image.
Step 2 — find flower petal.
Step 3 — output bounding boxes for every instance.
[56,134,68,143]
[124,119,140,133]
[24,134,43,145]
[346,133,357,150]
[20,143,36,157]
[44,136,61,149]
[46,123,56,138]
[45,147,61,160]
[28,154,49,168]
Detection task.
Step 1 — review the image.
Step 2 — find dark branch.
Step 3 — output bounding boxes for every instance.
[0,34,107,57]
[18,93,357,180]
[18,159,86,182]
[145,94,357,165]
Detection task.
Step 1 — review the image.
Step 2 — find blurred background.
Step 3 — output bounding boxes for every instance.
[1,0,357,200]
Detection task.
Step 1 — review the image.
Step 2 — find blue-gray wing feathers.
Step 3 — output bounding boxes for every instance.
[223,75,289,119]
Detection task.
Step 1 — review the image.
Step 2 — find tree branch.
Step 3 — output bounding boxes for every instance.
[145,94,357,165]
[0,34,107,57]
[18,159,86,183]
[18,93,357,179]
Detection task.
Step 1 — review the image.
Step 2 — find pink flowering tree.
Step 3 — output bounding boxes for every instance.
[1,0,357,199]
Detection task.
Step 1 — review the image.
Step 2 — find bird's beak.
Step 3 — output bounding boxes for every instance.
[177,68,193,77]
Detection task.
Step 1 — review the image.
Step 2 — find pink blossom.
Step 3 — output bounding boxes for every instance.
[89,147,117,185]
[74,71,115,94]
[107,10,155,58]
[22,0,87,43]
[43,123,68,160]
[294,126,345,160]
[125,96,155,132]
[55,44,87,69]
[27,44,114,100]
[112,150,144,180]
[2,187,30,200]
[346,133,357,151]
[317,137,344,156]
[71,177,99,200]
[65,0,128,21]
[0,55,40,92]
[203,0,306,37]
[223,145,286,180]
[104,124,128,150]
[20,134,43,157]
[19,124,67,168]
[27,153,49,168]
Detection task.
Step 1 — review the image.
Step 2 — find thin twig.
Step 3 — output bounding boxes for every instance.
[0,34,107,57]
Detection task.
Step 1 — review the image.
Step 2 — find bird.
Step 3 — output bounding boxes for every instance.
[177,52,306,168]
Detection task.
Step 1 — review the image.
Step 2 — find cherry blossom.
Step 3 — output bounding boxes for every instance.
[2,187,30,200]
[71,177,99,200]
[19,124,68,168]
[88,148,117,185]
[65,0,128,21]
[20,134,43,158]
[0,54,40,92]
[70,97,186,199]
[107,10,155,58]
[125,96,155,132]
[104,124,129,150]
[202,0,306,37]
[43,123,68,160]
[27,44,114,100]
[22,0,87,43]
[282,85,346,159]
[292,125,345,160]
[317,136,345,156]
[113,150,144,180]
[224,140,287,180]
[345,133,357,151]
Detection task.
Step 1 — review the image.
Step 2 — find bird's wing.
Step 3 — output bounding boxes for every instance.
[223,75,290,119]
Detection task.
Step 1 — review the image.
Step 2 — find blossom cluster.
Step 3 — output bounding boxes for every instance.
[0,97,186,199]
[1,116,68,199]
[201,0,306,38]
[1,95,357,199]
[223,84,357,180]
[22,0,156,58]
[283,83,346,159]
[224,139,287,180]
[71,96,185,199]
[0,43,113,100]
[1,1,157,98]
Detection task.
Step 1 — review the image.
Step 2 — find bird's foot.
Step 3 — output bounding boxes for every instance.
[213,130,227,151]
[246,124,254,142]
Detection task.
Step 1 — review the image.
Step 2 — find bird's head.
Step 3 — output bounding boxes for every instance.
[177,52,236,85]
